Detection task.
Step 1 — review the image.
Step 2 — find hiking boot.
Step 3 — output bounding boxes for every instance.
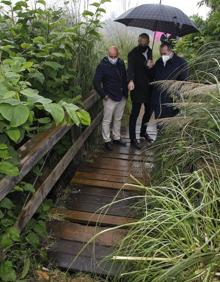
[140,133,153,143]
[130,139,141,150]
[113,139,127,146]
[104,141,113,151]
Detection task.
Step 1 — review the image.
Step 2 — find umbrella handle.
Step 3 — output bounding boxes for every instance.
[152,31,157,51]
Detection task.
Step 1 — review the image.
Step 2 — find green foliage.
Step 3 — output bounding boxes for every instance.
[0,56,91,177]
[0,0,104,102]
[176,1,220,64]
[0,0,106,280]
[112,67,220,282]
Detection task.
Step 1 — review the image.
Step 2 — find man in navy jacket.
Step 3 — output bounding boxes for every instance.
[151,42,189,119]
[93,46,128,151]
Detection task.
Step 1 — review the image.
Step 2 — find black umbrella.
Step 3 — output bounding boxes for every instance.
[115,3,199,49]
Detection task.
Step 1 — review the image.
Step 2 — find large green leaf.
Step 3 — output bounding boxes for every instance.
[29,71,45,84]
[0,261,16,282]
[10,105,30,127]
[0,161,19,176]
[76,110,91,126]
[0,104,13,121]
[0,198,15,209]
[44,61,63,70]
[44,103,65,124]
[0,104,30,127]
[20,88,51,104]
[6,128,21,143]
[20,258,30,279]
[62,102,80,126]
[8,227,20,242]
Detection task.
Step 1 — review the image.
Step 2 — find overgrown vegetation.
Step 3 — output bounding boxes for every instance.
[103,2,220,281]
[0,0,109,280]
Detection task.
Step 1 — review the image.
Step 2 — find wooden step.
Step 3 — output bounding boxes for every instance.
[65,186,142,217]
[48,220,127,247]
[50,208,136,226]
[71,178,142,192]
[49,249,120,276]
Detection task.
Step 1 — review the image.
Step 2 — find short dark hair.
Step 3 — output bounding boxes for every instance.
[160,42,171,50]
[139,33,150,40]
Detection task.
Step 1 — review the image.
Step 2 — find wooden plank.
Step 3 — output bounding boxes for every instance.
[65,186,141,217]
[0,93,100,202]
[49,239,122,276]
[94,152,144,161]
[50,208,136,226]
[48,221,127,247]
[50,239,114,258]
[74,171,129,183]
[71,178,140,192]
[50,252,119,276]
[78,166,132,177]
[15,112,102,231]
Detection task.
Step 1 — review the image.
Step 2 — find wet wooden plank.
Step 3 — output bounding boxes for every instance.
[84,158,144,173]
[50,208,136,226]
[50,239,114,258]
[48,221,127,247]
[78,166,132,177]
[74,171,129,183]
[50,252,119,276]
[71,178,141,192]
[65,186,141,217]
[94,152,144,162]
[16,112,102,231]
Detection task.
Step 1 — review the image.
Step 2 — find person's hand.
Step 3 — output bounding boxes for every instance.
[104,95,109,101]
[147,59,154,69]
[128,80,135,91]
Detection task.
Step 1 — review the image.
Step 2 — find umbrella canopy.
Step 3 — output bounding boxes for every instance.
[115,4,199,37]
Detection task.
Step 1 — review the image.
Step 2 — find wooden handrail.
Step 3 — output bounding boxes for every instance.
[15,111,103,231]
[0,91,99,202]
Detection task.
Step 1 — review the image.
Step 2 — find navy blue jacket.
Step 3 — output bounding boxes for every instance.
[93,57,128,102]
[152,53,189,118]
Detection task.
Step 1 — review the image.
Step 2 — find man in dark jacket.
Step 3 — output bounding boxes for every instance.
[93,46,128,151]
[127,33,153,149]
[151,42,189,119]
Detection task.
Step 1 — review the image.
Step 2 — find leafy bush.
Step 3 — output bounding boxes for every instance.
[0,0,109,280]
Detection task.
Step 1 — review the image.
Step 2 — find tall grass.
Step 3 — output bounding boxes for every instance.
[98,58,220,281]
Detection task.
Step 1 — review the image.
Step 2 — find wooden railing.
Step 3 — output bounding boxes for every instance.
[0,91,102,231]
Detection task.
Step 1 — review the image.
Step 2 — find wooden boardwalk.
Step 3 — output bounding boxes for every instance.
[48,128,155,276]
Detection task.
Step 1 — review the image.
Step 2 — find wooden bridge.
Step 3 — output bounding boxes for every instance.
[0,91,155,277]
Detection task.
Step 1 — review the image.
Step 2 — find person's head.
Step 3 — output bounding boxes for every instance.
[138,33,150,52]
[160,42,174,65]
[108,46,119,64]
[160,42,173,56]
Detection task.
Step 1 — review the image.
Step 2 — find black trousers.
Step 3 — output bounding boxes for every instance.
[129,102,152,140]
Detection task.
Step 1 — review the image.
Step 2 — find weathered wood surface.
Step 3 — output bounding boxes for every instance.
[0,91,99,202]
[16,111,102,231]
[48,128,154,275]
[50,208,136,226]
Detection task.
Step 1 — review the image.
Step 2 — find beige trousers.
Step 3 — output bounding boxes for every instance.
[102,97,126,143]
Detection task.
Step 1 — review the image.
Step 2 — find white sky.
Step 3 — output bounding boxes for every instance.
[102,0,210,19]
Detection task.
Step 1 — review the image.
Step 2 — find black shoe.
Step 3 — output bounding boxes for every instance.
[130,139,141,150]
[104,142,113,151]
[140,133,153,143]
[113,139,127,146]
